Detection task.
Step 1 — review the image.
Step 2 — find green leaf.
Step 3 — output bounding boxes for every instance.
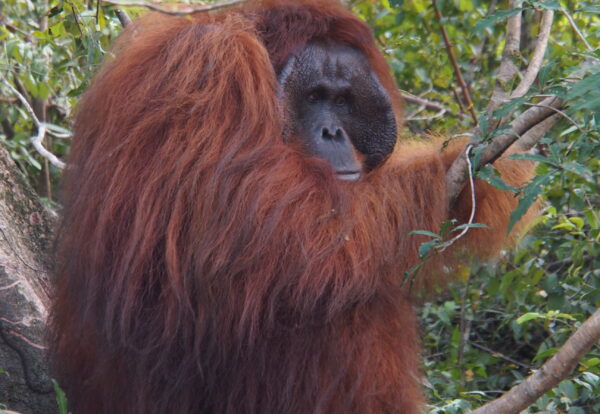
[459,0,474,12]
[508,173,552,232]
[48,6,63,18]
[473,9,524,35]
[408,230,441,239]
[477,164,519,192]
[516,312,542,324]
[418,241,434,258]
[534,347,559,361]
[492,96,528,119]
[508,153,554,165]
[552,222,575,230]
[566,72,600,101]
[50,22,66,37]
[53,379,69,414]
[97,5,107,30]
[530,0,561,10]
[582,358,600,368]
[578,5,600,13]
[451,223,489,232]
[569,217,584,230]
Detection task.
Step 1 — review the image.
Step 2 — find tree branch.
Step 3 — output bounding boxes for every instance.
[446,96,561,205]
[114,8,132,27]
[471,309,600,414]
[515,113,560,150]
[1,78,66,169]
[401,92,461,121]
[401,92,448,113]
[510,10,554,99]
[487,0,521,114]
[446,4,557,206]
[102,0,247,16]
[560,7,593,53]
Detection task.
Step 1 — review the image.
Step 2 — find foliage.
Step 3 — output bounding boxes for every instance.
[0,0,123,199]
[347,0,599,411]
[1,0,599,412]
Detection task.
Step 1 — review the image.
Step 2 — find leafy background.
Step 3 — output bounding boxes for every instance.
[1,0,598,412]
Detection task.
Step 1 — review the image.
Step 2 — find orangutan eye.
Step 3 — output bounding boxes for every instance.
[307,92,320,103]
[334,95,347,106]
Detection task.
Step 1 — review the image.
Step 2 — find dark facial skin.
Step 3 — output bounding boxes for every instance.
[279,41,397,181]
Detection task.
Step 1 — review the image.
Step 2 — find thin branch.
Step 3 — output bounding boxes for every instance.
[487,0,522,114]
[407,109,447,122]
[401,92,448,113]
[114,8,132,27]
[469,341,534,370]
[560,7,593,52]
[0,281,20,291]
[1,78,66,169]
[516,113,560,150]
[510,10,554,99]
[479,96,560,165]
[31,125,65,169]
[102,0,247,16]
[401,91,465,121]
[67,1,85,38]
[446,96,562,205]
[440,145,476,251]
[472,309,600,414]
[523,102,583,133]
[431,0,478,125]
[3,23,34,42]
[452,88,467,115]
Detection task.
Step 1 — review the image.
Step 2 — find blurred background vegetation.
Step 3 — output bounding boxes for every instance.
[1,0,598,412]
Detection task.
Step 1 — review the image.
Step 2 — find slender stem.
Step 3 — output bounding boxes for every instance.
[102,0,247,16]
[560,7,593,52]
[431,0,478,125]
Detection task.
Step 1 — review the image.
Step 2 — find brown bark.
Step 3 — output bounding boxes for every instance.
[472,309,600,414]
[0,145,56,413]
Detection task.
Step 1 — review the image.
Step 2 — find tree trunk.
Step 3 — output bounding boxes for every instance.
[0,144,56,413]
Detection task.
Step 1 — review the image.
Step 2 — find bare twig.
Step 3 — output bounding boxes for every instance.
[1,78,66,169]
[102,0,247,16]
[469,341,534,370]
[401,92,448,113]
[510,10,554,99]
[431,0,478,125]
[114,8,132,27]
[3,23,34,42]
[560,7,593,52]
[472,309,600,414]
[407,109,447,122]
[401,91,466,121]
[67,0,85,38]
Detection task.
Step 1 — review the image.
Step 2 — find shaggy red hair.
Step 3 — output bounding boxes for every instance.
[49,1,534,413]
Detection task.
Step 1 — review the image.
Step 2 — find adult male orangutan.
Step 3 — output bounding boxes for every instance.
[49,0,534,412]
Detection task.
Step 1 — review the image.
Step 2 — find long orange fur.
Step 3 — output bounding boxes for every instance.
[49,1,534,413]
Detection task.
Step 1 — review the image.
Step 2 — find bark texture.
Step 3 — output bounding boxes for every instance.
[0,144,55,413]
